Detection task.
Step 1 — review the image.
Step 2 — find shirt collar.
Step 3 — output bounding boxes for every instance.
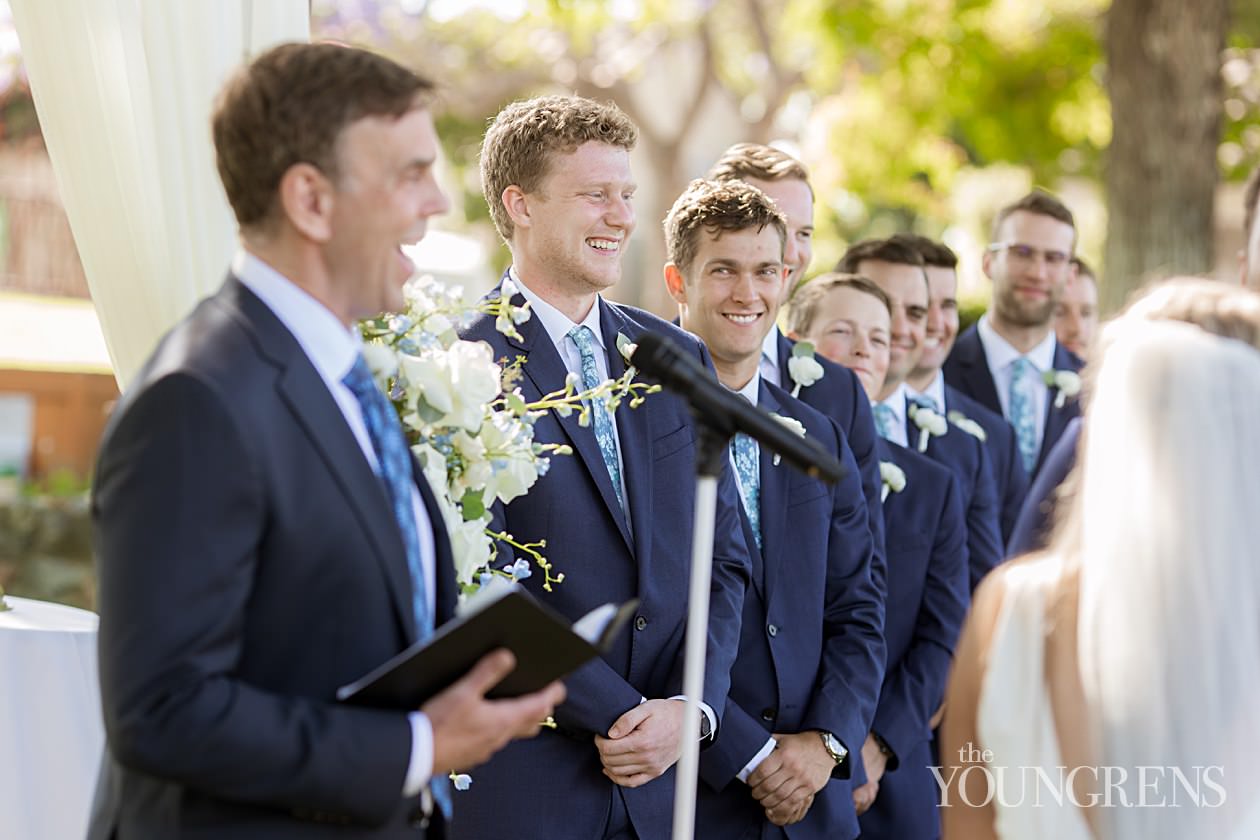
[761,325,781,370]
[510,266,605,351]
[977,313,1058,374]
[232,249,361,382]
[732,371,761,405]
[878,382,909,425]
[907,371,947,413]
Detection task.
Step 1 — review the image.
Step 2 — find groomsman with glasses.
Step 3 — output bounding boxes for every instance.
[942,190,1084,483]
[665,178,884,840]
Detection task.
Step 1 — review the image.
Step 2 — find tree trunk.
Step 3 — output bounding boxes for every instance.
[1102,0,1229,314]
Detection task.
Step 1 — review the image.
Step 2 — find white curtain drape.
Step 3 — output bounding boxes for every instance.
[9,1,309,388]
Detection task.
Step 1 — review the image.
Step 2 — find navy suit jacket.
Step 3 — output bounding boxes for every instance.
[1007,416,1082,557]
[942,325,1083,480]
[775,332,887,592]
[451,285,751,840]
[696,381,885,840]
[856,439,969,840]
[941,385,1029,546]
[903,396,1003,592]
[90,276,460,838]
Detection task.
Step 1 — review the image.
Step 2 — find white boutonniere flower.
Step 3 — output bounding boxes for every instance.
[1042,369,1082,409]
[879,460,907,502]
[908,402,948,453]
[769,412,807,466]
[615,331,638,367]
[946,410,987,442]
[787,341,825,397]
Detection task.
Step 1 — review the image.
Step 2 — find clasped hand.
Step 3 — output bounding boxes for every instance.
[595,698,688,788]
[747,731,836,826]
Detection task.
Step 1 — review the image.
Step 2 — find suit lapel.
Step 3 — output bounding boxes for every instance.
[955,329,1003,416]
[600,302,647,556]
[505,282,634,552]
[756,381,788,607]
[1038,341,1080,470]
[226,279,417,644]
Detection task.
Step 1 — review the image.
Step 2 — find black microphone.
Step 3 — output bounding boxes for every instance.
[631,331,845,484]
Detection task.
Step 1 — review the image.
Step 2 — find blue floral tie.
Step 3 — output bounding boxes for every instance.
[730,433,761,550]
[873,403,896,441]
[1009,357,1038,474]
[342,355,451,816]
[568,326,624,509]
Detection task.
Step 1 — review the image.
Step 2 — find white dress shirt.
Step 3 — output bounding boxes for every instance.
[907,370,948,414]
[759,326,783,388]
[976,315,1057,455]
[234,250,436,798]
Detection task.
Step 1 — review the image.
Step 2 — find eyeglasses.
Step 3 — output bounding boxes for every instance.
[987,242,1072,268]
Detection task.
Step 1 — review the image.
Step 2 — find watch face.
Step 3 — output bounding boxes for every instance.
[822,732,846,762]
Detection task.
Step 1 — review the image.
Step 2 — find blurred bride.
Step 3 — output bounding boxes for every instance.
[942,280,1260,840]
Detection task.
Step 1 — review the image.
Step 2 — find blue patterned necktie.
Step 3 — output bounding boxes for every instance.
[1009,357,1038,474]
[568,325,624,509]
[730,433,761,550]
[873,402,896,441]
[341,355,451,816]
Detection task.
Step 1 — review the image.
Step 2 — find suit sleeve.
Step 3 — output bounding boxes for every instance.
[995,428,1031,547]
[870,472,969,766]
[93,374,412,826]
[843,375,888,599]
[799,418,886,778]
[964,441,1005,592]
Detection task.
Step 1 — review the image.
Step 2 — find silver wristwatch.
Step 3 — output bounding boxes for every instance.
[819,730,848,766]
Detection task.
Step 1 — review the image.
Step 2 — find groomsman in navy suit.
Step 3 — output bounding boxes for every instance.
[786,274,969,840]
[665,178,885,840]
[836,239,1003,592]
[943,190,1084,482]
[453,97,751,840]
[707,144,886,589]
[896,234,1029,546]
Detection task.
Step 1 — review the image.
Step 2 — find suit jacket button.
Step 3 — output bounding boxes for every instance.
[635,615,648,631]
[767,623,778,637]
[761,708,776,722]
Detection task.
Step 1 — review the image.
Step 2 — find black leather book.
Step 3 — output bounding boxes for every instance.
[337,581,638,708]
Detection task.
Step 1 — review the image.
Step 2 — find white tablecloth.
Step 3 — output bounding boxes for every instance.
[0,596,104,840]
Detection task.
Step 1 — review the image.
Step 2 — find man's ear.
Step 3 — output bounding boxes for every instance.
[502,185,531,231]
[278,163,334,242]
[664,262,689,305]
[981,248,994,280]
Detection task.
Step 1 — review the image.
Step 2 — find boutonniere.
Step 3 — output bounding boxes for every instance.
[787,341,825,398]
[769,412,807,466]
[907,401,948,453]
[946,410,987,442]
[880,461,907,502]
[615,331,638,366]
[1042,369,1082,409]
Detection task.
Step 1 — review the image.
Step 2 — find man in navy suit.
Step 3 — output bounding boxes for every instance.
[785,274,968,840]
[836,239,1003,592]
[664,178,884,840]
[896,234,1029,546]
[707,144,886,587]
[89,44,563,839]
[942,190,1084,481]
[452,97,751,840]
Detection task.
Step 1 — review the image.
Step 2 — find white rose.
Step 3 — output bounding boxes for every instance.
[400,340,501,432]
[361,341,399,381]
[787,354,824,389]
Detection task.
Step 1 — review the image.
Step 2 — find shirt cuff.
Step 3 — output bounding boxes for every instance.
[402,711,434,797]
[665,695,717,739]
[737,737,778,783]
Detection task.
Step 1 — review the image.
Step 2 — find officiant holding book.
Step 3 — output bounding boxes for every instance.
[88,42,563,839]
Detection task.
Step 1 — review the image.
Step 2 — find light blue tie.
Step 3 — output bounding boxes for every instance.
[873,403,896,441]
[342,355,451,816]
[568,326,624,509]
[730,433,761,550]
[1009,357,1038,474]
